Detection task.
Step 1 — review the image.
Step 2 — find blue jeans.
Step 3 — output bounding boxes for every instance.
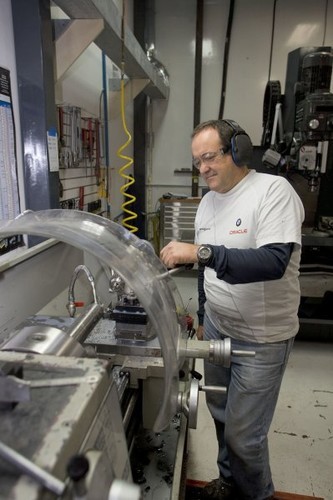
[203,314,294,500]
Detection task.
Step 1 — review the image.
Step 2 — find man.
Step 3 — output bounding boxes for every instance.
[160,119,304,500]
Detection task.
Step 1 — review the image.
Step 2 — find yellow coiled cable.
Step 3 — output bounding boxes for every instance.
[117,77,138,233]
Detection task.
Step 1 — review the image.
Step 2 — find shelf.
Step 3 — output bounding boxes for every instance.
[53,0,169,99]
[174,169,193,175]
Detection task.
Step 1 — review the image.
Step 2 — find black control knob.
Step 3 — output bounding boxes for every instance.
[67,454,89,481]
[67,454,89,495]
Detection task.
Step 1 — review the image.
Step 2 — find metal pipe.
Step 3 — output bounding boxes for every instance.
[0,440,66,496]
[57,302,103,356]
[181,339,211,359]
[232,349,256,357]
[102,51,109,176]
[67,265,98,318]
[199,385,227,394]
[122,391,139,432]
[192,0,204,196]
[156,264,194,280]
[180,338,255,368]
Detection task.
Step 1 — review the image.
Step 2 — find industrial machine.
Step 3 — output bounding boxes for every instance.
[261,47,333,339]
[262,46,333,198]
[0,210,254,500]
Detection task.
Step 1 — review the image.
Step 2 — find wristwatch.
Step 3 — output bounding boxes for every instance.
[197,245,213,265]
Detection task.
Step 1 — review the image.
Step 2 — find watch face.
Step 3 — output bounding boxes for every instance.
[200,247,211,259]
[198,245,212,263]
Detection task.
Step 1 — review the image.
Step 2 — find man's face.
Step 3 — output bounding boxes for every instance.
[192,127,241,193]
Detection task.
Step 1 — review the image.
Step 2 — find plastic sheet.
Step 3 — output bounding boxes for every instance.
[0,210,187,431]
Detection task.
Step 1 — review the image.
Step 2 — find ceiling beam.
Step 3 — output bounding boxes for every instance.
[53,0,169,99]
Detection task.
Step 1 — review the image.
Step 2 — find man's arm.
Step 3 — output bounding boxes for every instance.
[160,240,294,283]
[206,243,294,284]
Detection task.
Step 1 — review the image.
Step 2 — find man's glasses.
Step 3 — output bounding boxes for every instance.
[192,147,228,170]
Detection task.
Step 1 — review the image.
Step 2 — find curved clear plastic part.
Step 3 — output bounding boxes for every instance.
[0,210,187,432]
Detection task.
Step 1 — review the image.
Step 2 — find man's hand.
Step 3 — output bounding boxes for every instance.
[196,325,204,341]
[160,241,199,268]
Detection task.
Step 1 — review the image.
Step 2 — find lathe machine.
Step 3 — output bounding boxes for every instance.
[0,210,253,500]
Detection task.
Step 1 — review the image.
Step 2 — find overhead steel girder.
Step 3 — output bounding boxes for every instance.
[54,19,105,81]
[53,0,169,99]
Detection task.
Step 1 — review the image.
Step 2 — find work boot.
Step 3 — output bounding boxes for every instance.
[201,476,239,499]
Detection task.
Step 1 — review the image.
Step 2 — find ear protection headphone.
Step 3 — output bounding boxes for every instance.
[222,119,253,167]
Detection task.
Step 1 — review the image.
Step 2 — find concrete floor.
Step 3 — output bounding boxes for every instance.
[174,272,333,500]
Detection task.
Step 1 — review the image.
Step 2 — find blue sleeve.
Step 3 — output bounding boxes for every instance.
[208,243,294,284]
[197,264,206,326]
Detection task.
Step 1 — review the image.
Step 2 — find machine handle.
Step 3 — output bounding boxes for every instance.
[0,440,66,496]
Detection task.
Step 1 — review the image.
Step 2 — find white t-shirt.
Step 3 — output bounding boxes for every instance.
[195,170,305,343]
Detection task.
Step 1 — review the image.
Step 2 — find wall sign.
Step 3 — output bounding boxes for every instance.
[0,66,22,254]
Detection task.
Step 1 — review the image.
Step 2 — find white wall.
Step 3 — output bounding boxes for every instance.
[1,0,333,231]
[150,0,333,211]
